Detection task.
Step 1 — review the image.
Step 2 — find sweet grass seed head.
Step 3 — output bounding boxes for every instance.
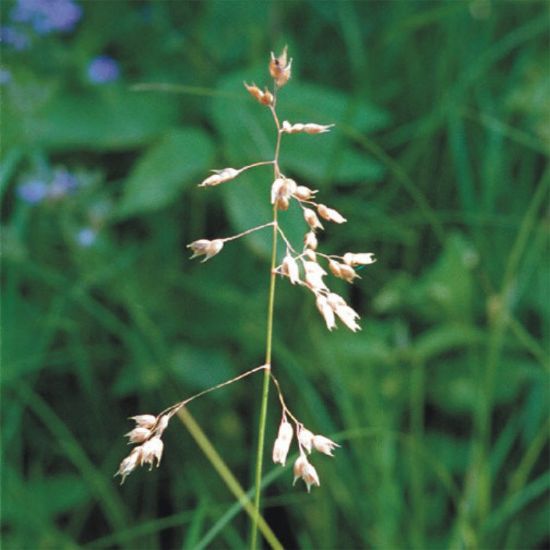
[140,436,164,470]
[115,447,142,485]
[281,121,334,134]
[244,82,273,106]
[281,253,300,284]
[272,417,294,466]
[125,427,151,444]
[343,252,376,266]
[316,294,336,331]
[187,239,224,262]
[200,168,240,187]
[312,435,340,456]
[334,304,361,332]
[130,414,156,429]
[298,427,315,454]
[304,260,328,292]
[329,260,359,283]
[293,453,320,492]
[303,207,324,231]
[269,46,292,87]
[317,204,347,224]
[304,231,318,250]
[304,249,317,261]
[294,185,317,201]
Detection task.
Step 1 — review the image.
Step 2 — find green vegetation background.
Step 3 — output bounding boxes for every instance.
[2,1,548,549]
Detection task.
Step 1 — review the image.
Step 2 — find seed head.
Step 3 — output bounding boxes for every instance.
[316,294,336,331]
[293,453,320,492]
[243,82,274,106]
[304,231,318,250]
[343,252,376,266]
[298,427,315,454]
[125,427,151,444]
[281,121,334,134]
[187,239,224,262]
[312,435,340,457]
[303,207,324,231]
[303,261,328,292]
[269,46,292,88]
[328,260,342,278]
[140,436,164,470]
[281,253,300,284]
[115,447,142,485]
[304,249,317,261]
[329,260,359,283]
[156,415,170,436]
[270,177,284,205]
[271,177,296,210]
[200,168,240,187]
[272,417,294,466]
[294,185,317,201]
[325,293,361,331]
[327,292,346,309]
[317,204,347,224]
[334,304,361,332]
[130,414,156,429]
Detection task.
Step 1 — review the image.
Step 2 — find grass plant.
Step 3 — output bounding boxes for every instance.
[2,2,548,548]
[114,47,374,549]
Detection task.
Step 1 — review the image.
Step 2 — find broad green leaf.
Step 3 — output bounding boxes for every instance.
[117,127,214,218]
[4,89,180,151]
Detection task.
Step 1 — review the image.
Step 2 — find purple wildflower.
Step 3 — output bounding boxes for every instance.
[17,179,49,204]
[10,0,82,35]
[0,26,30,50]
[76,227,97,247]
[87,55,120,84]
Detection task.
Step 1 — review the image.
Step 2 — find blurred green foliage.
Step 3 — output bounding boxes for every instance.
[1,1,549,549]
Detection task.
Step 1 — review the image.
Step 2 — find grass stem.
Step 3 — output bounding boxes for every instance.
[251,93,283,549]
[251,206,279,549]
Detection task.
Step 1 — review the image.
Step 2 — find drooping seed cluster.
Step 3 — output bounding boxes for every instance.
[271,414,339,492]
[272,181,376,332]
[114,364,339,492]
[115,414,171,484]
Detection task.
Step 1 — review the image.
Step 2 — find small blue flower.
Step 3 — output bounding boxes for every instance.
[0,68,12,86]
[17,167,80,204]
[0,26,30,50]
[76,227,97,247]
[48,168,79,198]
[87,55,120,85]
[11,0,82,35]
[17,179,49,204]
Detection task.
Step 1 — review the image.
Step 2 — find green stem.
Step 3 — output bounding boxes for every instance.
[250,85,283,550]
[251,206,279,550]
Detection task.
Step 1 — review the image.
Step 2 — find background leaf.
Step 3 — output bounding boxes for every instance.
[117,127,214,218]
